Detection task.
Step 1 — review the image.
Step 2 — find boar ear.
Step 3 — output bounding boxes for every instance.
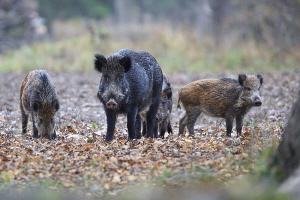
[257,74,263,85]
[238,74,247,86]
[94,54,107,73]
[120,56,131,73]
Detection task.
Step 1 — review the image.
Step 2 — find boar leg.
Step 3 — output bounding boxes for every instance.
[225,117,234,137]
[127,107,138,139]
[142,121,147,136]
[236,115,244,137]
[186,108,201,136]
[159,119,168,138]
[21,109,28,135]
[32,115,38,138]
[105,110,117,142]
[167,119,172,134]
[135,115,142,139]
[146,103,160,138]
[179,114,187,135]
[52,130,57,139]
[154,122,159,138]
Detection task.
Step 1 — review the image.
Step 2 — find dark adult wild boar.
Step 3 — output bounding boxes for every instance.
[178,74,263,137]
[95,49,163,141]
[142,75,173,138]
[20,70,59,139]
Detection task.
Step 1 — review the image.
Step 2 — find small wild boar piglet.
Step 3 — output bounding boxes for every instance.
[178,74,263,137]
[20,70,59,139]
[95,49,163,141]
[142,75,173,138]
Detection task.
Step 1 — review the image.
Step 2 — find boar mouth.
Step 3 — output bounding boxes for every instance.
[40,129,54,139]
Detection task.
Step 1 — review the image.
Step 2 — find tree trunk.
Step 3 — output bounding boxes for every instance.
[270,89,300,181]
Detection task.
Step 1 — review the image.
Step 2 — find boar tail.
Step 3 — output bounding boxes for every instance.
[177,97,181,109]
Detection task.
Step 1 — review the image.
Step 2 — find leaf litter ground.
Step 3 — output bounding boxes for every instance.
[0,71,299,198]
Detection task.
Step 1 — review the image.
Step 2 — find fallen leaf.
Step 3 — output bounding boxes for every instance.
[0,156,9,162]
[67,125,77,134]
[62,181,74,188]
[69,169,79,174]
[111,174,121,183]
[109,156,118,165]
[30,156,41,162]
[104,183,110,190]
[127,175,137,181]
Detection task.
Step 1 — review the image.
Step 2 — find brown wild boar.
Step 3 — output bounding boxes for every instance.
[20,70,59,139]
[177,74,263,137]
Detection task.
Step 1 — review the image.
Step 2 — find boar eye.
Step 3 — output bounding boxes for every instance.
[245,87,251,91]
[102,75,108,81]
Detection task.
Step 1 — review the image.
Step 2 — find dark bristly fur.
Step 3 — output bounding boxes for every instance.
[95,49,163,142]
[178,74,263,137]
[141,75,173,138]
[20,70,59,139]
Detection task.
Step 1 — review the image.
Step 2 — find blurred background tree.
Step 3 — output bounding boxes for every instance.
[0,0,46,53]
[36,0,112,31]
[2,0,300,48]
[1,0,300,70]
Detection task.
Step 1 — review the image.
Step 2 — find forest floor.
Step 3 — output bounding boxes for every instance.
[0,71,299,199]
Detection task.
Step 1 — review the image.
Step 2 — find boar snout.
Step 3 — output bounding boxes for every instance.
[254,97,262,106]
[38,121,55,139]
[106,99,118,110]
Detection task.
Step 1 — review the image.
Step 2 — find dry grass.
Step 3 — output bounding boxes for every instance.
[0,20,298,73]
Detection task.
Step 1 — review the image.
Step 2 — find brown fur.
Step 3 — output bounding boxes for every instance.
[178,74,263,137]
[20,70,59,139]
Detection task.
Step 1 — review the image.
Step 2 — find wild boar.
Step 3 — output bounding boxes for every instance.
[94,49,163,141]
[177,74,263,137]
[141,75,173,138]
[20,70,59,139]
